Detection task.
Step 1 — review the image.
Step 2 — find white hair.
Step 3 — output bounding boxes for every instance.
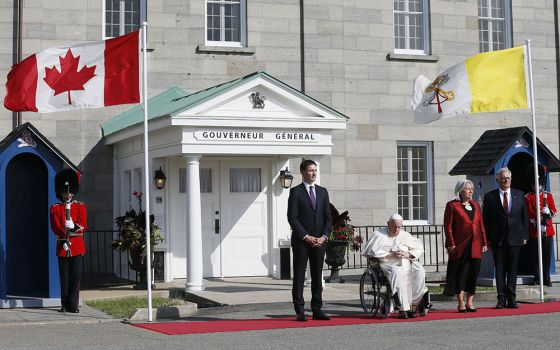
[454,179,474,196]
[388,213,403,222]
[495,167,511,181]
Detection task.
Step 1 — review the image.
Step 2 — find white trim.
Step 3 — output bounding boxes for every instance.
[393,0,430,55]
[205,0,247,47]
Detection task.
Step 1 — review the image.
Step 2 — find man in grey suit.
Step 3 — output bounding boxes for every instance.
[287,159,332,321]
[482,167,529,309]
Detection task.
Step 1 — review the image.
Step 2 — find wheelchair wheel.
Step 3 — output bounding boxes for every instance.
[360,269,380,317]
[377,277,391,318]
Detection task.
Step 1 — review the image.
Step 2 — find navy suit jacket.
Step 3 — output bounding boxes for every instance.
[287,183,332,247]
[482,188,529,247]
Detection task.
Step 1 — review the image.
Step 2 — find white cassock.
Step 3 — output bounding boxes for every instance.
[361,227,428,311]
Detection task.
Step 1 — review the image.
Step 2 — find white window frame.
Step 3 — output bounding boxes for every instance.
[205,0,247,47]
[397,141,434,225]
[393,0,430,55]
[478,0,512,52]
[102,0,141,39]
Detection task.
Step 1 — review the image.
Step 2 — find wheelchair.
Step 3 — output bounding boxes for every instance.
[359,258,392,318]
[359,258,430,318]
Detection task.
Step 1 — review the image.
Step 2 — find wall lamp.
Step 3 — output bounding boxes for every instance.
[279,167,294,189]
[154,167,167,190]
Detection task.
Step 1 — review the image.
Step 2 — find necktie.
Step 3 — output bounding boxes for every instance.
[309,186,317,209]
[503,191,509,215]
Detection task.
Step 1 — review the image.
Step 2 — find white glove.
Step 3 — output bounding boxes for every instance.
[65,220,75,229]
[542,207,551,215]
[62,242,70,251]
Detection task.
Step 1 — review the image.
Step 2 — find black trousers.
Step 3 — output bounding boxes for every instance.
[529,236,553,283]
[492,244,521,301]
[292,243,326,315]
[58,255,83,310]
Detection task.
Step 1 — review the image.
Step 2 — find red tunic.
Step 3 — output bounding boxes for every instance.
[524,191,556,238]
[50,201,87,257]
[443,199,487,260]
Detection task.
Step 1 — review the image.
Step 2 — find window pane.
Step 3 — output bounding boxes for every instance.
[397,144,430,221]
[230,168,261,193]
[105,0,140,36]
[179,168,213,193]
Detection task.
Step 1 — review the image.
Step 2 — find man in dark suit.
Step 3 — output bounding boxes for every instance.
[287,159,332,321]
[482,167,529,309]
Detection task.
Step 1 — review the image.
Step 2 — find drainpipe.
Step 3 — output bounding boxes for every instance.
[12,0,23,129]
[299,0,305,93]
[554,1,560,158]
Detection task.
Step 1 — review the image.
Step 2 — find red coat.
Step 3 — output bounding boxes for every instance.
[50,200,87,257]
[444,199,487,260]
[525,191,556,238]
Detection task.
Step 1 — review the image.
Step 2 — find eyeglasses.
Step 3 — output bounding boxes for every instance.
[499,177,511,181]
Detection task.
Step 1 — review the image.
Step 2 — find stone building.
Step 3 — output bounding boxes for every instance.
[0,1,558,282]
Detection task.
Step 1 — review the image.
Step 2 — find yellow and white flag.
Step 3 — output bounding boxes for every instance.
[411,46,528,124]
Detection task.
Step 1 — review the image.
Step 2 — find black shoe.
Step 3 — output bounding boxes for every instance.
[312,312,331,320]
[398,311,408,319]
[296,313,307,322]
[58,307,66,313]
[458,307,467,313]
[407,311,417,318]
[496,299,506,309]
[506,299,519,309]
[545,281,553,287]
[68,308,79,313]
[466,307,477,313]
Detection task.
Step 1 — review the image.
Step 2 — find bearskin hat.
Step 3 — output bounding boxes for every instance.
[55,168,80,200]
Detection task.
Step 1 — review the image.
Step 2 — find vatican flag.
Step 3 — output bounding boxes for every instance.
[411,46,528,124]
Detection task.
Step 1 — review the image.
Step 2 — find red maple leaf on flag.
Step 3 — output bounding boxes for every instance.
[43,48,97,105]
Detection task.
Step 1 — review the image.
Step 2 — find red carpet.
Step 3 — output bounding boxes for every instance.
[132,301,560,335]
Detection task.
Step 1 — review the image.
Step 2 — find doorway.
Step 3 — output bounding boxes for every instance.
[5,153,49,297]
[170,158,270,278]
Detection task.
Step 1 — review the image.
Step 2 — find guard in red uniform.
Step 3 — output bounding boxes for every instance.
[50,169,87,313]
[525,181,556,287]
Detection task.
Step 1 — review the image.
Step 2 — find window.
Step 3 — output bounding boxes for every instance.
[206,0,247,47]
[397,142,433,223]
[105,0,141,38]
[394,0,430,55]
[478,0,512,52]
[179,168,213,193]
[230,168,261,192]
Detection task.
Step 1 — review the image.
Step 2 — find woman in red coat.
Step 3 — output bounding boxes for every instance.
[443,180,487,312]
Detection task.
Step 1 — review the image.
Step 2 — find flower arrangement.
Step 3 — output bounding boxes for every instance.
[327,205,363,252]
[112,191,163,271]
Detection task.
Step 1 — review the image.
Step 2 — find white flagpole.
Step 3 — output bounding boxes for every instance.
[141,21,153,321]
[526,39,544,302]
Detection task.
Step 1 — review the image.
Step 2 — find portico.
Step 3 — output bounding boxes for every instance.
[102,71,347,290]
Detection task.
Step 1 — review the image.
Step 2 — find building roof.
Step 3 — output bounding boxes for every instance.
[449,126,560,175]
[101,71,349,136]
[0,122,81,174]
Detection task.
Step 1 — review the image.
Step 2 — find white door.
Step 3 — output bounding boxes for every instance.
[170,158,269,278]
[220,160,270,277]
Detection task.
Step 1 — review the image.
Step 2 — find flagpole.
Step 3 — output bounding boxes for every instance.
[526,39,544,302]
[141,21,153,322]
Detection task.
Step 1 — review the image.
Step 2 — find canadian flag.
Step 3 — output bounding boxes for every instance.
[4,31,139,113]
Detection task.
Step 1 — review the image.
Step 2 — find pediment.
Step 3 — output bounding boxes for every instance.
[172,73,347,128]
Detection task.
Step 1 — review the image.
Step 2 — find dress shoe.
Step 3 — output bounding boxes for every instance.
[68,307,79,313]
[407,311,417,318]
[545,281,553,287]
[58,307,66,313]
[466,307,477,313]
[495,300,506,309]
[458,308,467,313]
[312,312,331,320]
[398,311,408,319]
[507,300,519,309]
[296,313,307,322]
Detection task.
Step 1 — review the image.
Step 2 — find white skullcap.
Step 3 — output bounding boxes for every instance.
[388,213,403,222]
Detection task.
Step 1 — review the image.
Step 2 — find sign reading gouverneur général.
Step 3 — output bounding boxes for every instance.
[194,129,318,142]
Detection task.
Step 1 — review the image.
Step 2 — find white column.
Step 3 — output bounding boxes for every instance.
[185,155,205,291]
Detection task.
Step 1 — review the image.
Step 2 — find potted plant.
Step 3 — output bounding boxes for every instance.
[112,191,163,289]
[325,204,363,283]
